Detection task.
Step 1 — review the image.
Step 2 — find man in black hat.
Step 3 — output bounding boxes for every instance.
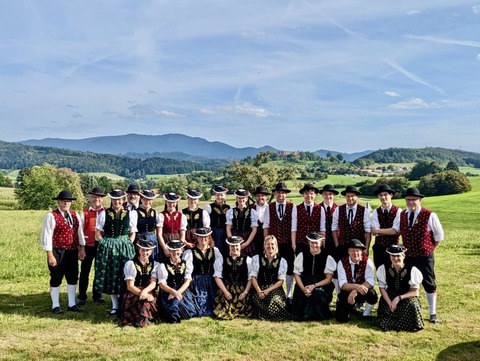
[371,184,401,269]
[77,187,107,305]
[40,190,86,314]
[263,182,297,300]
[318,184,339,258]
[250,185,271,255]
[291,183,322,256]
[335,239,378,322]
[399,187,444,323]
[332,185,372,260]
[124,184,141,211]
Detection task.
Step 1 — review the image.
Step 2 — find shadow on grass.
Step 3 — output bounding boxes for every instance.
[436,341,480,361]
[0,292,119,324]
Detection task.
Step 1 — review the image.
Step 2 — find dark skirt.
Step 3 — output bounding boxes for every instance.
[251,284,291,321]
[292,275,333,321]
[119,289,158,327]
[232,230,255,258]
[212,227,227,256]
[376,296,424,331]
[94,235,135,295]
[191,274,217,317]
[213,283,252,320]
[185,228,197,247]
[158,288,198,323]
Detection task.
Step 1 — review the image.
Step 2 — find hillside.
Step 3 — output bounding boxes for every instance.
[360,147,480,166]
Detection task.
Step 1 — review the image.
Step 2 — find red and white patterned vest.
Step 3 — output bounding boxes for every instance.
[296,202,321,245]
[375,205,400,246]
[52,209,79,250]
[267,202,293,244]
[338,204,366,246]
[400,208,435,257]
[341,255,368,284]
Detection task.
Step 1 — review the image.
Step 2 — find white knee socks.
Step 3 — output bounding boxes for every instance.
[110,294,119,310]
[66,284,77,307]
[286,275,294,298]
[426,292,437,315]
[50,286,60,309]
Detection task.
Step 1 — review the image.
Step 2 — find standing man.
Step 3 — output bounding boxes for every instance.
[204,186,230,256]
[40,190,86,314]
[335,239,378,322]
[332,185,372,260]
[250,185,271,255]
[263,182,297,300]
[399,187,444,323]
[292,183,322,256]
[77,187,106,306]
[371,184,401,269]
[124,184,141,211]
[318,184,339,258]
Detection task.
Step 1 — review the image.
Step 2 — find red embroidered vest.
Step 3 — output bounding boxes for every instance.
[52,209,79,250]
[296,202,321,245]
[83,208,104,246]
[400,208,434,257]
[341,255,368,284]
[375,205,400,246]
[267,202,293,244]
[338,204,366,246]
[162,210,182,235]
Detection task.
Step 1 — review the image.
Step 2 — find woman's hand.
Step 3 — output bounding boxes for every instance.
[223,291,233,301]
[239,291,248,301]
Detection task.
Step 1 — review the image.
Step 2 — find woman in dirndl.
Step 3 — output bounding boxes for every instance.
[119,237,158,327]
[376,244,424,331]
[157,192,187,261]
[292,232,336,321]
[95,189,137,316]
[213,236,253,319]
[182,227,222,316]
[156,240,198,323]
[182,188,211,249]
[225,189,258,257]
[250,235,291,321]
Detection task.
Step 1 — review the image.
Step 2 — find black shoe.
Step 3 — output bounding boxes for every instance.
[362,315,374,321]
[52,306,64,314]
[76,298,86,306]
[93,297,106,304]
[429,314,439,323]
[68,304,83,312]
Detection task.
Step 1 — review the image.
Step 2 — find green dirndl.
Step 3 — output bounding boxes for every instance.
[94,235,135,295]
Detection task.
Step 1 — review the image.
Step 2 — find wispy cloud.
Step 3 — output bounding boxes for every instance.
[200,103,273,117]
[406,35,480,48]
[385,91,400,97]
[389,98,449,109]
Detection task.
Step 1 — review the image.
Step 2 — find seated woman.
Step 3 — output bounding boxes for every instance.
[182,228,223,316]
[250,235,291,321]
[376,244,424,331]
[119,237,158,327]
[292,232,336,321]
[213,236,253,320]
[156,240,198,323]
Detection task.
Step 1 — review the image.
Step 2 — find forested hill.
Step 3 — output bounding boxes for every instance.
[0,141,228,176]
[360,147,480,166]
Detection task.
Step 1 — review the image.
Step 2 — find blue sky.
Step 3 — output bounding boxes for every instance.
[1,1,480,153]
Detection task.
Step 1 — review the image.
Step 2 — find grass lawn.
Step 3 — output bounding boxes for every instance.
[0,179,479,360]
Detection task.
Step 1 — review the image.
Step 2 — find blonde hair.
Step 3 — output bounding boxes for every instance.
[264,235,278,247]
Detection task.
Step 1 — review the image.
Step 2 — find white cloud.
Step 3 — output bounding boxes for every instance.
[128,104,183,118]
[200,103,273,117]
[406,10,421,16]
[389,98,449,109]
[385,91,400,97]
[473,5,480,14]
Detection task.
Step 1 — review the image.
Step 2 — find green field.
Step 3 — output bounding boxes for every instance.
[0,179,479,360]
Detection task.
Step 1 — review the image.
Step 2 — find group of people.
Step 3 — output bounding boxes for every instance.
[40,181,444,331]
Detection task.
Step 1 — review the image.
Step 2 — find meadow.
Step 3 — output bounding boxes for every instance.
[0,178,479,361]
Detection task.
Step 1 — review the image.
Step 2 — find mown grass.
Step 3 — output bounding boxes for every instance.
[0,179,479,361]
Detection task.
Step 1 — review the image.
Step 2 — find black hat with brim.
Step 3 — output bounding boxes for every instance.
[402,187,425,199]
[373,184,396,196]
[52,190,76,201]
[234,189,250,198]
[163,192,181,202]
[226,236,244,245]
[272,182,291,193]
[346,239,366,250]
[195,227,213,237]
[306,232,325,243]
[166,240,185,251]
[89,187,106,197]
[386,244,407,255]
[299,183,320,195]
[140,189,158,200]
[108,189,126,199]
[186,189,203,199]
[212,185,228,194]
[126,184,141,194]
[319,184,339,195]
[253,185,271,195]
[341,185,362,196]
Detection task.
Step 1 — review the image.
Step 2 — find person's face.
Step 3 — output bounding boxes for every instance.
[348,247,363,263]
[405,197,421,212]
[215,192,226,204]
[139,247,153,259]
[275,191,287,203]
[197,236,209,248]
[302,190,317,204]
[321,191,335,205]
[112,198,123,209]
[128,192,140,205]
[378,192,392,206]
[187,197,198,209]
[390,252,405,267]
[58,200,72,212]
[264,238,277,254]
[166,201,177,211]
[309,241,321,254]
[236,196,247,207]
[345,192,358,207]
[141,198,153,209]
[90,195,103,209]
[255,193,267,206]
[229,243,241,257]
[170,248,182,261]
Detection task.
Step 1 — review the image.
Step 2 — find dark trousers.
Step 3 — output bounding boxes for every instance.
[405,253,436,293]
[335,288,378,323]
[49,249,79,287]
[78,243,102,300]
[372,243,391,269]
[278,242,294,275]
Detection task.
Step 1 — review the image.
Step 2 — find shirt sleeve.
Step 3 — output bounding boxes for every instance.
[250,255,260,278]
[225,208,234,225]
[202,210,211,228]
[409,266,423,289]
[157,263,168,284]
[96,210,106,232]
[324,255,337,274]
[180,213,188,231]
[363,207,372,232]
[365,258,376,286]
[320,207,326,232]
[263,205,270,229]
[157,213,164,228]
[291,204,297,232]
[293,252,304,275]
[75,211,86,246]
[376,265,387,288]
[129,210,138,233]
[337,260,347,289]
[182,249,192,264]
[151,261,160,281]
[428,212,444,242]
[278,258,288,281]
[250,209,259,227]
[204,204,212,214]
[392,208,402,232]
[213,247,223,278]
[371,209,380,228]
[246,256,252,280]
[123,260,137,281]
[331,208,339,231]
[184,257,193,279]
[40,213,55,251]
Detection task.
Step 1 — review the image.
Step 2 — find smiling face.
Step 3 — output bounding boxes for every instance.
[170,248,182,262]
[138,247,153,260]
[405,197,421,212]
[308,240,321,255]
[321,191,335,205]
[229,243,241,257]
[111,198,123,210]
[90,195,103,209]
[377,191,392,207]
[166,201,177,212]
[302,189,317,205]
[127,192,140,206]
[345,192,358,207]
[264,236,278,255]
[187,197,198,209]
[348,247,364,263]
[236,196,247,208]
[390,252,405,267]
[214,192,226,204]
[141,198,153,209]
[255,193,267,206]
[275,191,288,203]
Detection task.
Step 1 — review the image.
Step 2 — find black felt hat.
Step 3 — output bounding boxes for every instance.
[346,239,366,250]
[253,185,271,195]
[234,189,250,198]
[319,184,339,195]
[163,192,181,202]
[272,182,291,193]
[140,189,158,200]
[137,235,157,250]
[306,232,325,243]
[108,189,126,199]
[226,236,244,245]
[299,183,320,194]
[126,184,141,194]
[386,244,407,255]
[88,187,106,197]
[166,240,185,250]
[52,190,76,201]
[341,185,362,196]
[402,187,425,199]
[194,227,213,237]
[186,189,203,199]
[373,184,396,196]
[212,185,228,194]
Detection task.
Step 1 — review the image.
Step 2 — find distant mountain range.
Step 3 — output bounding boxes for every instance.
[19,133,373,161]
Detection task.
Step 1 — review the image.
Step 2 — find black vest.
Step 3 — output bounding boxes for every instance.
[136,207,157,234]
[165,260,187,289]
[182,207,204,229]
[209,202,230,228]
[192,248,216,276]
[222,255,249,285]
[257,254,281,286]
[133,257,155,288]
